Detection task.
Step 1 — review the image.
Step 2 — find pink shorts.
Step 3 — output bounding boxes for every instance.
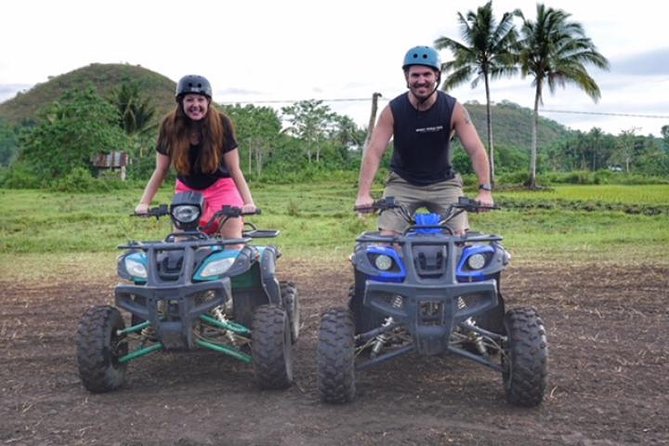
[175,178,243,232]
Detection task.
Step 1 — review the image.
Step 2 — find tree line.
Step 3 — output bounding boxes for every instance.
[0,1,667,190]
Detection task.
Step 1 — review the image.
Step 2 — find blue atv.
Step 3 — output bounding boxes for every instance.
[76,191,299,393]
[317,197,547,407]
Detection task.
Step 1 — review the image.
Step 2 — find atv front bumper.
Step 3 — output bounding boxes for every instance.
[364,279,499,355]
[115,279,231,349]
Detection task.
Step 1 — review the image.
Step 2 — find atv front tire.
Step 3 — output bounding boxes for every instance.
[502,307,548,407]
[76,305,128,393]
[317,307,356,404]
[251,304,293,390]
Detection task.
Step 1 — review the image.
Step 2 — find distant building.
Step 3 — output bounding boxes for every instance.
[92,151,129,180]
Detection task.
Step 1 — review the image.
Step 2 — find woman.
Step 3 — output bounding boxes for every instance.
[135,74,255,239]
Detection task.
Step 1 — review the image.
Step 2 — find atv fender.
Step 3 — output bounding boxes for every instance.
[258,246,282,306]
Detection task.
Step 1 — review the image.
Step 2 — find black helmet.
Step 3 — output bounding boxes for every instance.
[175,75,212,100]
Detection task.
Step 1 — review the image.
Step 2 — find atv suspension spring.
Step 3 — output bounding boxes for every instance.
[212,306,240,345]
[463,318,488,356]
[458,298,487,355]
[371,317,394,358]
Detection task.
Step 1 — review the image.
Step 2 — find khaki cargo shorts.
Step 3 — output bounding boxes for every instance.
[378,171,469,234]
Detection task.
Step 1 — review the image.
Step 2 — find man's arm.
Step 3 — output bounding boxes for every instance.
[356,105,394,208]
[452,102,494,206]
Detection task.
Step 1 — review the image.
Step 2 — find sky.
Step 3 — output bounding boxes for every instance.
[2,0,668,137]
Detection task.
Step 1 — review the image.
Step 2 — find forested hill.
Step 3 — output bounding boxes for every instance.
[0,63,176,127]
[0,63,572,149]
[464,101,571,149]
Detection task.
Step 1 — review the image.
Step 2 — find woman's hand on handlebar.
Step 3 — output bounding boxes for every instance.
[134,203,150,215]
[241,203,257,214]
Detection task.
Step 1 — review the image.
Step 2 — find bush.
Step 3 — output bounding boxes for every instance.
[51,167,99,192]
[125,155,159,181]
[50,167,132,193]
[497,170,530,186]
[0,162,42,188]
[554,171,594,184]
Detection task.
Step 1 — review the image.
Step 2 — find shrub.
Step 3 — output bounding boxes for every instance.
[51,167,99,192]
[0,162,42,188]
[497,170,530,186]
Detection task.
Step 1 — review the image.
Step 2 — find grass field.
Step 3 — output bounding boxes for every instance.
[1,183,667,280]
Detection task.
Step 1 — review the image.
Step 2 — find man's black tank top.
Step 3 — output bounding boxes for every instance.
[389,91,456,186]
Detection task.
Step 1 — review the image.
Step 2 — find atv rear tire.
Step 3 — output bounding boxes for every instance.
[502,307,548,407]
[76,305,128,393]
[317,307,356,404]
[280,281,300,344]
[251,304,293,390]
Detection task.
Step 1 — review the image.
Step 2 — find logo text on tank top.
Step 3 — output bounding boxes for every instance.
[415,125,444,133]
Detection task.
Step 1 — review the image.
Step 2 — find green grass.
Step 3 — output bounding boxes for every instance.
[472,209,667,264]
[536,184,669,204]
[497,184,669,205]
[1,183,667,280]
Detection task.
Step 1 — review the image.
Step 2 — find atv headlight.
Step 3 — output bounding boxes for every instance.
[374,254,393,271]
[125,257,148,279]
[467,253,487,270]
[172,205,201,225]
[198,257,235,278]
[170,192,205,231]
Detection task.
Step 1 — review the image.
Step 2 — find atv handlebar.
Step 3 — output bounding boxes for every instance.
[199,206,262,234]
[131,204,169,219]
[354,196,398,214]
[355,196,499,230]
[355,196,498,214]
[215,205,262,219]
[454,196,500,212]
[132,205,261,219]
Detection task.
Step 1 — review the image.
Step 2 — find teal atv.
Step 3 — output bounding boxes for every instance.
[76,191,299,393]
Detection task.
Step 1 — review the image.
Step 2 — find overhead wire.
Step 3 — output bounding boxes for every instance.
[220,97,669,120]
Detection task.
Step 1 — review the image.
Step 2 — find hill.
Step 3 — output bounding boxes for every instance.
[464,100,571,149]
[0,63,572,149]
[0,63,177,126]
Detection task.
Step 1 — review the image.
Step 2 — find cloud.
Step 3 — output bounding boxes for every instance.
[218,87,264,97]
[613,48,669,75]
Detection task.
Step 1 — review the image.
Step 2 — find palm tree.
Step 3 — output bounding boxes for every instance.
[515,4,609,188]
[110,81,156,137]
[434,0,518,186]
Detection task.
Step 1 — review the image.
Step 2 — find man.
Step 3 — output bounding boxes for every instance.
[355,46,493,235]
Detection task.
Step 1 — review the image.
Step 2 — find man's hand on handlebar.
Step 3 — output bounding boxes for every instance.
[354,194,376,216]
[355,196,401,216]
[475,190,495,212]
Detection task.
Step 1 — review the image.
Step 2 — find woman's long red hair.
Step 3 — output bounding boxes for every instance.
[157,102,231,175]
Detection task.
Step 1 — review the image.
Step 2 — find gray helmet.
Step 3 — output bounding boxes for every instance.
[175,75,212,99]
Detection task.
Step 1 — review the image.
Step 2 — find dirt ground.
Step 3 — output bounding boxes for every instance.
[1,259,667,446]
